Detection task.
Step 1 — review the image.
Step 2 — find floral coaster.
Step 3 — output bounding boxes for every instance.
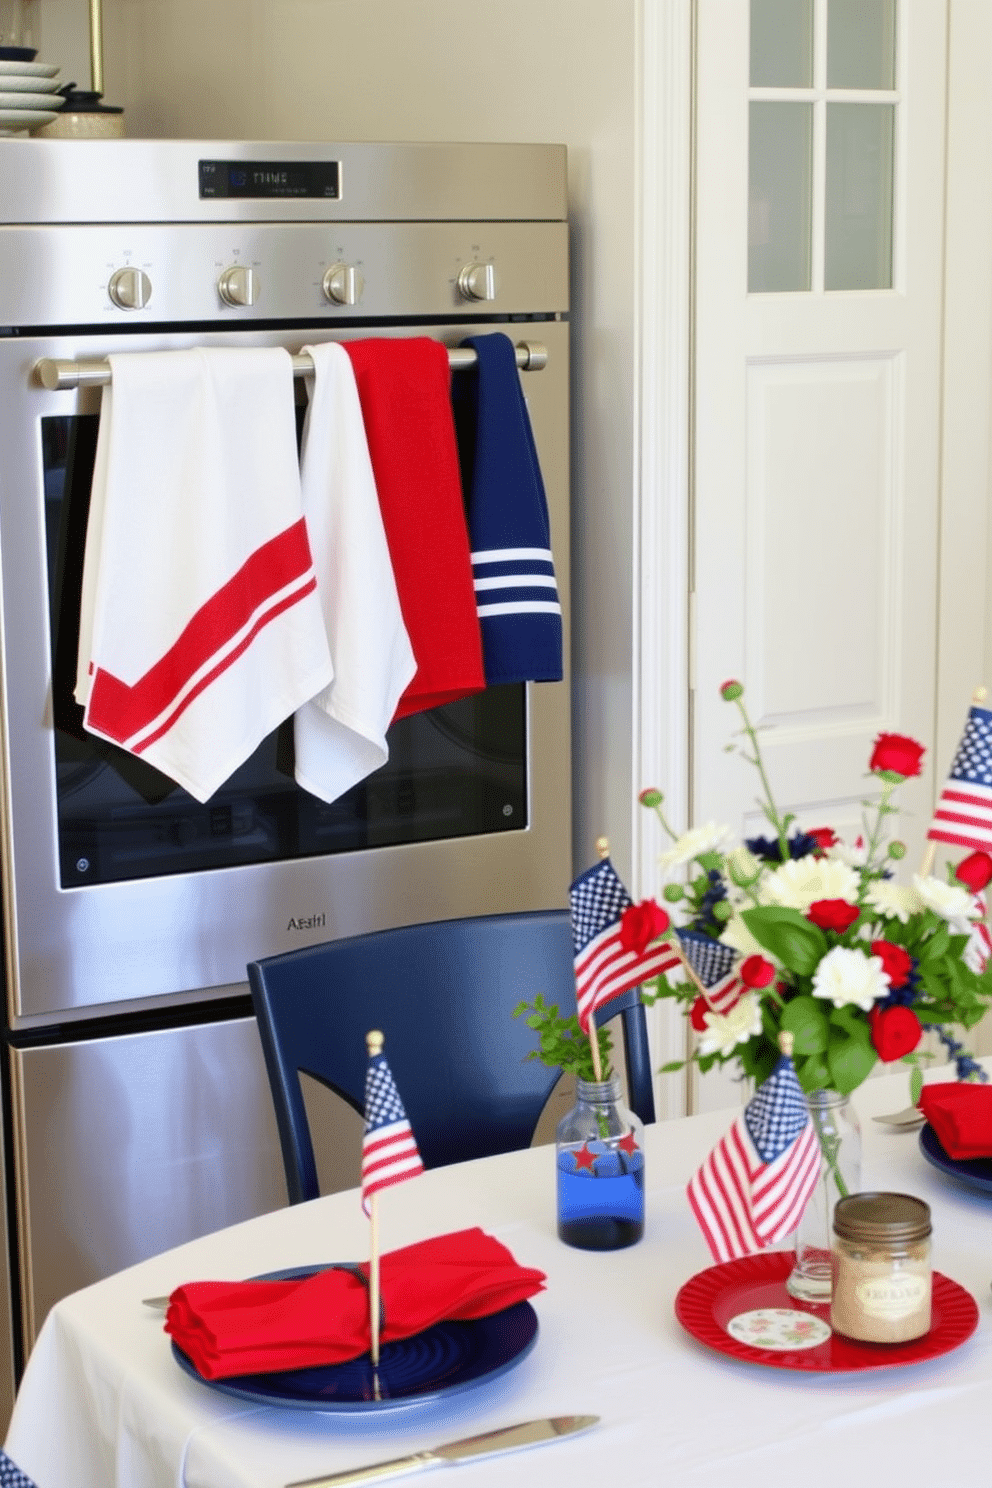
[726,1308,832,1351]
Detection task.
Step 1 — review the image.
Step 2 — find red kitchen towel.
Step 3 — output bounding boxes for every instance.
[919,1083,992,1159]
[164,1228,545,1380]
[343,339,485,719]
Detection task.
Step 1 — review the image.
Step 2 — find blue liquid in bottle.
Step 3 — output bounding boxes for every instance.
[556,1146,645,1250]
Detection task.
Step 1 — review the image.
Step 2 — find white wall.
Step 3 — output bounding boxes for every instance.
[34,0,646,884]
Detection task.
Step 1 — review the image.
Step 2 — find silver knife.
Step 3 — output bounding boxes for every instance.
[284,1414,600,1487]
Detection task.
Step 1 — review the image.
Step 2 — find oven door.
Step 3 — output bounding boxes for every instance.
[0,320,571,1023]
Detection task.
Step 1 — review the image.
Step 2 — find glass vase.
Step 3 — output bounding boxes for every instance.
[555,1073,645,1250]
[786,1088,862,1302]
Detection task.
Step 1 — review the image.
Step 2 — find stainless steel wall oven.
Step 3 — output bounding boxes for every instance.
[0,139,570,1406]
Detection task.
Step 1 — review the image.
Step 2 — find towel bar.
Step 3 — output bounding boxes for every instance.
[33,340,549,392]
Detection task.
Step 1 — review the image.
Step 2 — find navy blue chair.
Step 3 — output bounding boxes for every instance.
[248,909,656,1205]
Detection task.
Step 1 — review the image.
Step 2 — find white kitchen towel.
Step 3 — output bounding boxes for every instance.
[293,341,416,802]
[76,347,334,802]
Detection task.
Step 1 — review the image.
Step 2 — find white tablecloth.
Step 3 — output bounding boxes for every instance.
[7,1064,992,1488]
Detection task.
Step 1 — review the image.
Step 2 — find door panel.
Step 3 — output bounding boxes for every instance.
[692,0,947,1111]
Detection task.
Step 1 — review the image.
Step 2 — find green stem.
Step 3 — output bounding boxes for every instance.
[650,800,681,843]
[861,777,897,881]
[732,697,790,863]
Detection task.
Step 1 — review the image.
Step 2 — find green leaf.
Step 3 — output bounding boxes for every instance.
[796,1052,831,1092]
[659,1060,685,1073]
[827,1032,877,1095]
[917,923,951,965]
[779,995,830,1054]
[741,906,828,976]
[909,1065,924,1105]
[829,1004,872,1042]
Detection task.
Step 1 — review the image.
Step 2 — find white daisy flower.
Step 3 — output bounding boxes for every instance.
[658,821,735,874]
[697,991,763,1057]
[864,879,923,924]
[811,946,890,1011]
[759,857,860,912]
[913,874,981,936]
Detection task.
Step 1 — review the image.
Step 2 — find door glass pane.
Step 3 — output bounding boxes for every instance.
[827,0,896,89]
[750,0,813,86]
[748,101,813,292]
[824,103,894,290]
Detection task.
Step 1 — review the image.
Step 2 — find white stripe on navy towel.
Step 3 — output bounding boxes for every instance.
[477,600,563,616]
[472,546,554,564]
[471,546,560,622]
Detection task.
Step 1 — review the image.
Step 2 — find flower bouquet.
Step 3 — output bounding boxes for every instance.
[639,682,992,1296]
[640,682,992,1101]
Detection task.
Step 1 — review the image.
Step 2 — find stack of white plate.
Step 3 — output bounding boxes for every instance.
[0,59,62,134]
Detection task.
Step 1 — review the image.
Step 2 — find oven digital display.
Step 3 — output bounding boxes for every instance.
[198,160,341,200]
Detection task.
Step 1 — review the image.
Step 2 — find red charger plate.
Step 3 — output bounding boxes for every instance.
[675,1251,978,1372]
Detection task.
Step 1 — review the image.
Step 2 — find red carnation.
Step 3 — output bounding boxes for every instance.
[619,898,670,955]
[690,996,710,1031]
[869,732,926,779]
[869,1005,923,1062]
[720,679,744,701]
[807,827,838,854]
[870,939,913,989]
[740,954,776,989]
[955,851,992,893]
[807,899,860,933]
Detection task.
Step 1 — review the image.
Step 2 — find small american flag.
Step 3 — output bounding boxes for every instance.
[677,929,737,990]
[703,966,747,1015]
[687,1054,821,1263]
[0,1450,37,1488]
[570,858,681,1033]
[928,705,992,853]
[361,1048,423,1213]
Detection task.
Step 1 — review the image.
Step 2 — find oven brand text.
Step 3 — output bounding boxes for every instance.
[287,913,327,931]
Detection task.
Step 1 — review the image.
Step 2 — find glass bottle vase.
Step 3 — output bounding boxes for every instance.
[556,1073,645,1251]
[787,1088,862,1302]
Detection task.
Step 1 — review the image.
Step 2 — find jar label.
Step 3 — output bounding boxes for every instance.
[853,1273,930,1320]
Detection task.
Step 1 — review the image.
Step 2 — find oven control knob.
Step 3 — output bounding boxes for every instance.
[322,263,365,306]
[457,261,499,302]
[107,267,152,311]
[217,264,260,307]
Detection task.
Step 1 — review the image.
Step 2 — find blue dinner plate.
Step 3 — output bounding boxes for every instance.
[171,1265,539,1412]
[919,1123,992,1195]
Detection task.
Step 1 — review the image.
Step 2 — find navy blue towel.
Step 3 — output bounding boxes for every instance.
[453,333,563,685]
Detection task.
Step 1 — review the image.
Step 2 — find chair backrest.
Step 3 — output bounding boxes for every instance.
[248,909,656,1204]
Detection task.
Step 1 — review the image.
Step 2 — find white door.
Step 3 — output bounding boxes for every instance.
[691,0,947,1109]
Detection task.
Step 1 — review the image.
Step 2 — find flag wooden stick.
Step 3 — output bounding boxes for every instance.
[920,685,989,877]
[585,837,612,1081]
[365,1029,384,1368]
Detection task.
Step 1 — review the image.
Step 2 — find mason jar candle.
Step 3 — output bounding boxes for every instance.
[831,1192,932,1344]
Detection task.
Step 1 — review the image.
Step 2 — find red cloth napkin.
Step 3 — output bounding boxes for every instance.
[164,1228,545,1380]
[343,338,485,721]
[919,1083,992,1159]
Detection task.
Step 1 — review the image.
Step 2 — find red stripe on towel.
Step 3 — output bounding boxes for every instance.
[87,518,317,747]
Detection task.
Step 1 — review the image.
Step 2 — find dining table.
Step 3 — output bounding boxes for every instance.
[6,1060,992,1488]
